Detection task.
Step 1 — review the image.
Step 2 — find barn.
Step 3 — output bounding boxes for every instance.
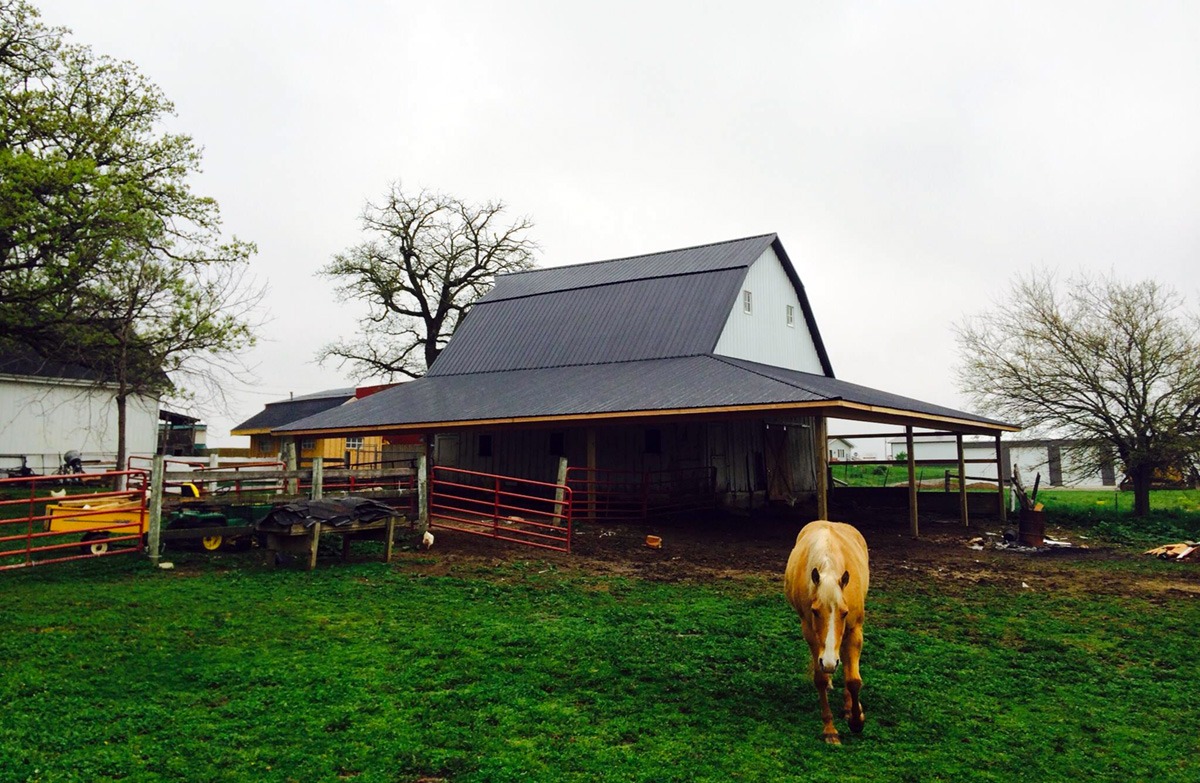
[0,346,159,473]
[275,234,1015,527]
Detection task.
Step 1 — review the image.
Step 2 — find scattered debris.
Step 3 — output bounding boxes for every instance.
[1144,543,1199,561]
[1021,581,1032,589]
[645,535,663,550]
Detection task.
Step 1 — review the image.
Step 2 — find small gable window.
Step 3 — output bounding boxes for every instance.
[548,432,565,456]
[743,290,753,314]
[345,436,364,450]
[786,305,795,327]
[645,428,662,455]
[478,434,493,458]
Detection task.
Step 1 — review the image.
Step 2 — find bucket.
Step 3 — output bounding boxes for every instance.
[1018,509,1045,548]
[645,535,663,550]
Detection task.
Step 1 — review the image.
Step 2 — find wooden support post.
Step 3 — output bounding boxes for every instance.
[995,433,1007,523]
[207,452,219,495]
[418,453,429,530]
[553,456,569,523]
[311,456,323,500]
[384,516,396,562]
[815,416,829,521]
[146,454,165,564]
[282,438,298,496]
[906,426,918,538]
[957,433,969,528]
[308,522,321,570]
[586,427,597,521]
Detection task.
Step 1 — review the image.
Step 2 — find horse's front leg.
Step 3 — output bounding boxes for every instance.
[840,624,865,734]
[813,664,840,744]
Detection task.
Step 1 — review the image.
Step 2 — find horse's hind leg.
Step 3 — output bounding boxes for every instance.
[813,668,840,744]
[841,625,865,734]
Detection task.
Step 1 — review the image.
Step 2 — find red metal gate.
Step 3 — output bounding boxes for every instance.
[0,471,149,571]
[428,466,572,553]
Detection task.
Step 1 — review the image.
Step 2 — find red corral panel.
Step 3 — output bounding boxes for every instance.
[0,471,148,571]
[429,466,572,553]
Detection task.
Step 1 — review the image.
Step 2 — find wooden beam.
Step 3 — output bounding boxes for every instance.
[906,426,918,538]
[815,416,829,520]
[995,433,1007,523]
[275,399,1020,438]
[957,433,968,528]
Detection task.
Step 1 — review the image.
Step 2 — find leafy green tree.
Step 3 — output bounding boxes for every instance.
[1,1,262,467]
[63,245,262,471]
[319,183,537,379]
[956,271,1200,516]
[1,0,229,348]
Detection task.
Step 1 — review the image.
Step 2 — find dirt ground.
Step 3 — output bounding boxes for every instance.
[421,511,1200,601]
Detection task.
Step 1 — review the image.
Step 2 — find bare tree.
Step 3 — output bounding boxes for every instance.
[955,271,1200,516]
[318,184,537,380]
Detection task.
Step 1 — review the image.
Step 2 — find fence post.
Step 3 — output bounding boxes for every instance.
[206,452,219,495]
[147,454,165,565]
[282,438,298,496]
[311,456,323,500]
[553,457,569,523]
[418,454,429,528]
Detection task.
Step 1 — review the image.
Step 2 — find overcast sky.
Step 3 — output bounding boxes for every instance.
[36,0,1200,447]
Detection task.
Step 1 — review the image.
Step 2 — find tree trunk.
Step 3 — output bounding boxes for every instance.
[1131,464,1153,517]
[115,393,128,491]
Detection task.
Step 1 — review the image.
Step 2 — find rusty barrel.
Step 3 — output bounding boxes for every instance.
[1018,509,1045,548]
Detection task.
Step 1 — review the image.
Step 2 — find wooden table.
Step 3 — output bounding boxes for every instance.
[262,515,401,570]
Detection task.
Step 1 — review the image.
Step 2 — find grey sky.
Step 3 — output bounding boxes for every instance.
[36,1,1200,446]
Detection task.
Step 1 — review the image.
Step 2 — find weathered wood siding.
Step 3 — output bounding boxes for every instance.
[713,246,825,374]
[434,416,817,509]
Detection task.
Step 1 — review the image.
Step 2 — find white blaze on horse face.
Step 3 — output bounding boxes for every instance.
[820,606,841,673]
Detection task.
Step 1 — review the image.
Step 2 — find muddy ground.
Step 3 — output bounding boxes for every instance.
[419,512,1200,601]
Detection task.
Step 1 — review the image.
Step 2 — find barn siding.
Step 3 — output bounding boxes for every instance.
[713,246,825,374]
[431,416,817,511]
[0,376,158,472]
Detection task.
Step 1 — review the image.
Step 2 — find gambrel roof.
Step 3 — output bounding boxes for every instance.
[429,233,834,377]
[278,235,1014,436]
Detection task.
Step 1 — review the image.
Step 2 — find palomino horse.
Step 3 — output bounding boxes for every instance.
[784,520,870,743]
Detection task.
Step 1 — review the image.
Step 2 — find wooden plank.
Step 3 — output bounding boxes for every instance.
[159,525,254,540]
[308,521,321,570]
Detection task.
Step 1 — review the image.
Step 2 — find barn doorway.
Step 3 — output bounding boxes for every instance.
[764,424,793,501]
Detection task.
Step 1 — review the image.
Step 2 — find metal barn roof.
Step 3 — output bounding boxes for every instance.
[277,354,1012,435]
[230,388,356,434]
[426,233,837,377]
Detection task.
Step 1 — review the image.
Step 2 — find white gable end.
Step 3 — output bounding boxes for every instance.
[713,246,825,374]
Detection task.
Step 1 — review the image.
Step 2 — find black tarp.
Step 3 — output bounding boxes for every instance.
[256,497,398,529]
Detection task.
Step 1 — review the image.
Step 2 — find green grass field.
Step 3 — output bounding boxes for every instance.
[3,532,1199,783]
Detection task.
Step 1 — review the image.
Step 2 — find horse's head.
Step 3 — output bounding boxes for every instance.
[808,566,851,674]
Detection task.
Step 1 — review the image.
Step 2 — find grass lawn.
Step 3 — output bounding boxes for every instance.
[2,532,1199,783]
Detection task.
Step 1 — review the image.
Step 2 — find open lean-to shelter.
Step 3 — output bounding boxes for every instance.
[276,234,1017,534]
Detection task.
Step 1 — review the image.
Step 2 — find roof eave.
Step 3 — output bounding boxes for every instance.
[273,399,1017,438]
